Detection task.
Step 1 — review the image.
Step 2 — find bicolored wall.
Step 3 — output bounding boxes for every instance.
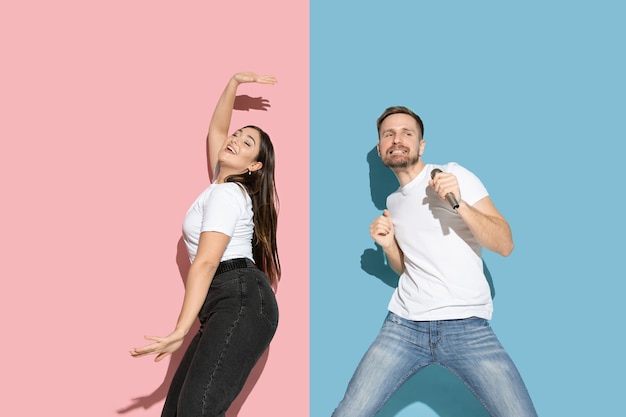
[2,1,625,416]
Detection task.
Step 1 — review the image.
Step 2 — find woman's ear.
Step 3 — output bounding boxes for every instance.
[249,161,263,173]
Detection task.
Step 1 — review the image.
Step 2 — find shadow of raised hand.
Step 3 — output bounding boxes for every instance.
[234,95,271,111]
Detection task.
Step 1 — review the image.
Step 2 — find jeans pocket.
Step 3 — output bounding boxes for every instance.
[210,271,241,289]
[254,272,279,328]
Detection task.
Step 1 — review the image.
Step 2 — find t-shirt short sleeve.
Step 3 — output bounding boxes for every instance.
[200,183,246,237]
[445,162,488,206]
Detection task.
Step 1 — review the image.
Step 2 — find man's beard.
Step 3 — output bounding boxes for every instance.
[382,153,420,169]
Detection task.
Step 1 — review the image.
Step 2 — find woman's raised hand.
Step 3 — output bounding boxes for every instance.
[233,72,277,85]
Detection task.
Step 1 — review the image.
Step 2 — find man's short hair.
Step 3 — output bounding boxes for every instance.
[376,106,424,138]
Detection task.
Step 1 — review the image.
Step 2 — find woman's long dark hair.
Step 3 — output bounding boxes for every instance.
[225,125,281,285]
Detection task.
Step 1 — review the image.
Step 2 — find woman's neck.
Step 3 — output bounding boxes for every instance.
[214,166,245,184]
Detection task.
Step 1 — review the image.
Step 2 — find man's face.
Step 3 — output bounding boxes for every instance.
[377,113,424,169]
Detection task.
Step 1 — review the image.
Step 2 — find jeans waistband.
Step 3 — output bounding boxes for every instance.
[215,258,254,276]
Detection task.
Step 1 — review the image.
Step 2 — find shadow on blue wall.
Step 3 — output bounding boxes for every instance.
[358,146,494,417]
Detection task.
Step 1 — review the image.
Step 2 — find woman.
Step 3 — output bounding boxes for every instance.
[131,72,280,417]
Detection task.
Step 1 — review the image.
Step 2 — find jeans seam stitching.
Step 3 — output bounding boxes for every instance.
[200,276,245,416]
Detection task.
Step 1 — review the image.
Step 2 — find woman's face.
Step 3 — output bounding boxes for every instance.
[219,127,263,173]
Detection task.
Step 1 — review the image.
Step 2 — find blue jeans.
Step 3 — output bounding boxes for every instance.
[332,312,537,417]
[161,258,278,417]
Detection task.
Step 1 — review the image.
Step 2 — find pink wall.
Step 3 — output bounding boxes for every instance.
[0,1,309,416]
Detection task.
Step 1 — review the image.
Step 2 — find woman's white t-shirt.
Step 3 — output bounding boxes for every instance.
[182,182,254,263]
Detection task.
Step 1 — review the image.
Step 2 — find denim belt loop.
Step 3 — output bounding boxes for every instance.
[215,258,250,276]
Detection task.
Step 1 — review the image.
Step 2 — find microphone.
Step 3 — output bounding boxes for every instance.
[430,168,459,209]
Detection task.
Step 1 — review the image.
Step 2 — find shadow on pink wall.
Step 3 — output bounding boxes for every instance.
[117,95,275,416]
[117,237,270,416]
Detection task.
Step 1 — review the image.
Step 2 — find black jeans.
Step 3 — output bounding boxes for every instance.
[161,258,279,417]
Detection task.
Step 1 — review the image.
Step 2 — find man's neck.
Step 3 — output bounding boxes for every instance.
[393,160,426,187]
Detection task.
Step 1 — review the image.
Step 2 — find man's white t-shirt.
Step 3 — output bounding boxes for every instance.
[387,162,493,321]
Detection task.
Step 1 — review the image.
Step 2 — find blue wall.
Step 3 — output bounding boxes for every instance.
[311,1,626,416]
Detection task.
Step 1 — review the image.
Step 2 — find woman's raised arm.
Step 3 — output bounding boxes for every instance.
[206,72,276,180]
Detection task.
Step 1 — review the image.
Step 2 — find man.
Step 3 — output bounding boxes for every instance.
[332,106,537,417]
